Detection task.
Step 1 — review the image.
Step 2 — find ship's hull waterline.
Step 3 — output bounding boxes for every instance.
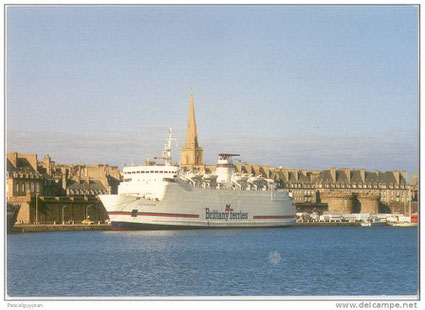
[99,182,296,230]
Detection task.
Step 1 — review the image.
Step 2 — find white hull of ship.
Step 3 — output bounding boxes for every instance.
[99,182,296,230]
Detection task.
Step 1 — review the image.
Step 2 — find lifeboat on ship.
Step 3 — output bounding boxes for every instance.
[231,173,249,189]
[202,173,218,181]
[185,170,203,185]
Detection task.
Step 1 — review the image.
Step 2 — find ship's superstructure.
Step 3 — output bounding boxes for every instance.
[117,129,179,200]
[99,129,295,230]
[98,92,295,230]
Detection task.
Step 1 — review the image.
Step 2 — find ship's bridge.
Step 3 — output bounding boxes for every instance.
[120,165,179,195]
[123,165,178,176]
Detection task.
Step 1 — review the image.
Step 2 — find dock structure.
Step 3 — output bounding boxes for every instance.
[12,223,111,233]
[10,193,109,225]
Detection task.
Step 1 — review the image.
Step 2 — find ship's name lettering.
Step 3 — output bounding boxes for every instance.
[205,208,248,221]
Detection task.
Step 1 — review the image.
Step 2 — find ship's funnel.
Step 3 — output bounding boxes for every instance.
[216,154,238,184]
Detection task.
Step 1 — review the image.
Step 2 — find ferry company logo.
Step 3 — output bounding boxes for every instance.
[205,204,248,221]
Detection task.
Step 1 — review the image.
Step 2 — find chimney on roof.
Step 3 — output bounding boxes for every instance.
[282,170,289,182]
[80,167,88,182]
[61,173,67,190]
[392,171,400,185]
[343,168,351,182]
[76,168,81,184]
[411,173,418,185]
[374,170,380,181]
[7,152,18,168]
[330,167,336,183]
[21,154,38,172]
[42,155,52,174]
[360,168,366,183]
[401,170,407,183]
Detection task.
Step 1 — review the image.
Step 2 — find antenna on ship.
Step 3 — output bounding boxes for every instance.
[152,128,178,165]
[161,128,177,166]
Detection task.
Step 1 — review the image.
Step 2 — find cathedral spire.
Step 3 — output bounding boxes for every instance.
[180,90,203,169]
[185,89,199,148]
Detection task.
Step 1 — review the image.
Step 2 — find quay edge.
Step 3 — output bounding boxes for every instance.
[12,224,111,233]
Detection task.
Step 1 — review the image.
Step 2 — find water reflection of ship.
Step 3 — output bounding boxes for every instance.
[7,203,21,233]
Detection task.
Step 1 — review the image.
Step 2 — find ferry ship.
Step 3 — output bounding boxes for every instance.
[99,129,296,230]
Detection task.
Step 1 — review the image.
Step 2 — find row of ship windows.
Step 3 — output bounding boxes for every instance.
[126,171,174,174]
[123,179,160,182]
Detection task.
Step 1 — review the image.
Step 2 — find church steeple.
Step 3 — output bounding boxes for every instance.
[180,90,204,169]
[185,90,199,148]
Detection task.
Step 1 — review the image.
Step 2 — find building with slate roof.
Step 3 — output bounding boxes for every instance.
[6,152,121,224]
[240,165,415,215]
[199,163,416,215]
[177,91,417,215]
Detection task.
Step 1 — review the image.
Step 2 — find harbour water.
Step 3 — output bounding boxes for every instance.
[7,226,418,297]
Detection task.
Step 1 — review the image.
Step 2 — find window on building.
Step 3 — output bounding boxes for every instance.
[25,182,29,192]
[31,183,34,192]
[16,183,19,193]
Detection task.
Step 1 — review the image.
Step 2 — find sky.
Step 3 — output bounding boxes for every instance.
[6,5,419,178]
